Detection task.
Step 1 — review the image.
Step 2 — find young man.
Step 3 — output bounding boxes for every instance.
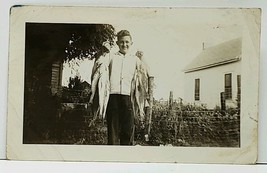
[91,30,149,145]
[107,30,141,145]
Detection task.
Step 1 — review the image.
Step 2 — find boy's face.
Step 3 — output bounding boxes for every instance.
[116,36,132,55]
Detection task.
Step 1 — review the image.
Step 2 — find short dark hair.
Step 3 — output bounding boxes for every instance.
[117,30,132,40]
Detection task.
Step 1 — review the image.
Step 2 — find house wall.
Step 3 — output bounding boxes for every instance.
[184,61,241,109]
[51,60,63,95]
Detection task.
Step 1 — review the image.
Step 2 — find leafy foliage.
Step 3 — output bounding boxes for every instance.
[147,103,240,147]
[64,24,115,61]
[58,75,91,103]
[24,97,240,147]
[26,23,116,62]
[68,76,85,90]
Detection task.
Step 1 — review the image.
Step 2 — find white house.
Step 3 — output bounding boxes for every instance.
[184,38,242,109]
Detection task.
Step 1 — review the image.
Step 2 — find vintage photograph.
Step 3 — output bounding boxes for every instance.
[7,6,260,163]
[23,22,241,147]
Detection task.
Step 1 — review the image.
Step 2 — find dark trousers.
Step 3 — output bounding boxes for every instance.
[106,94,134,145]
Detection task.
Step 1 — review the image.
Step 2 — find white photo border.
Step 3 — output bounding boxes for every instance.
[7,6,260,164]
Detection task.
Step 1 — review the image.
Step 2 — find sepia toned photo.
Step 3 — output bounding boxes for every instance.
[7,6,260,163]
[23,23,241,147]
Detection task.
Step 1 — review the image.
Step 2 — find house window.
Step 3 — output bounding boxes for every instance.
[195,78,200,101]
[225,73,232,99]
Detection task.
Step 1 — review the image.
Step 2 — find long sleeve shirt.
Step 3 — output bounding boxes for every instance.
[90,51,149,119]
[109,51,139,96]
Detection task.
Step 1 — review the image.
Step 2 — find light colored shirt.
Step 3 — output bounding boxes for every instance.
[109,51,139,95]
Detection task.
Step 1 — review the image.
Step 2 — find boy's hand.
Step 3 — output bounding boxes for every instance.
[136,50,144,59]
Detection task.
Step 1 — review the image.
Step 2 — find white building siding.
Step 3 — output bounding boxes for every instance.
[184,61,241,109]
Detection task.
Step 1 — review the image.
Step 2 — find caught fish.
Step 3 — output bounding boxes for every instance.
[90,54,110,119]
[131,57,149,122]
[98,64,110,119]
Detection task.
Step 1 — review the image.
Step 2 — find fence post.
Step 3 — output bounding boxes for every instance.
[220,92,226,113]
[147,76,154,136]
[169,91,173,110]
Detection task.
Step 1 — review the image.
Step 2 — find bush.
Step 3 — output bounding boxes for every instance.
[142,103,240,147]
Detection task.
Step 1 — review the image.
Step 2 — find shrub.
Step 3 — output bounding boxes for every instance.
[141,103,240,147]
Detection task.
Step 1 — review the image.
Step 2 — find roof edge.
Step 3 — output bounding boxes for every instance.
[184,56,241,73]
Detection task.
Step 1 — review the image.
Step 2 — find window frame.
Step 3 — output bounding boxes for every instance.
[195,78,200,101]
[224,73,232,100]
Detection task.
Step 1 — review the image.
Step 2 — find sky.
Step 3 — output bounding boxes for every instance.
[62,9,243,100]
